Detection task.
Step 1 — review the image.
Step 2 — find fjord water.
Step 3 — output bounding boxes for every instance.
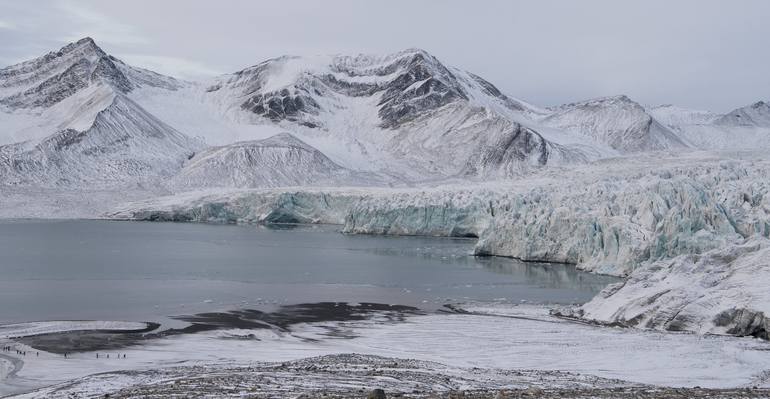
[0,220,617,325]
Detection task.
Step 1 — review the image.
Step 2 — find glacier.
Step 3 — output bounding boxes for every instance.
[113,151,770,277]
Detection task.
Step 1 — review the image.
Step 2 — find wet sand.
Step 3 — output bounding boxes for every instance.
[16,302,420,354]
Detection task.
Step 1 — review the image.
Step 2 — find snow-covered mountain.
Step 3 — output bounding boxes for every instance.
[0,93,200,186]
[172,48,595,180]
[647,104,719,132]
[172,132,383,189]
[0,37,178,111]
[1,37,769,190]
[539,95,688,153]
[0,38,200,187]
[715,101,770,127]
[648,101,770,151]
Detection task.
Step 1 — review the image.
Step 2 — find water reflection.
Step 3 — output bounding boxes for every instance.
[0,220,617,324]
[475,256,619,293]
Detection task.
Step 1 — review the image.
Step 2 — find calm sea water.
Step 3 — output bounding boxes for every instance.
[0,220,617,325]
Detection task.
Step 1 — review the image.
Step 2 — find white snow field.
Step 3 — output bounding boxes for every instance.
[566,238,770,338]
[2,306,770,397]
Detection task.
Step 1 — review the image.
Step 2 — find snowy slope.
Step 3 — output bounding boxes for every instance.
[0,94,201,187]
[172,133,384,189]
[648,104,719,130]
[0,38,202,187]
[0,37,179,118]
[649,101,770,150]
[131,49,598,180]
[539,95,689,152]
[571,238,770,339]
[715,101,770,127]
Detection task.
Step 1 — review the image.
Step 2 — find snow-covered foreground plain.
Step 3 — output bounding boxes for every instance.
[3,305,770,398]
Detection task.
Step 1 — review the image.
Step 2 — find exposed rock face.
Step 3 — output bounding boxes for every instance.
[0,37,179,110]
[373,50,468,128]
[221,49,533,131]
[241,88,321,125]
[461,124,586,177]
[198,48,580,179]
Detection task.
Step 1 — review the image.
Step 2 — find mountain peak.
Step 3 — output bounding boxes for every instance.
[556,94,641,111]
[393,47,433,59]
[600,94,634,104]
[58,37,106,58]
[0,37,184,110]
[715,100,770,127]
[256,132,316,150]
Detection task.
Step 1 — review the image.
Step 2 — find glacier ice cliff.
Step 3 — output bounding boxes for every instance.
[113,153,770,277]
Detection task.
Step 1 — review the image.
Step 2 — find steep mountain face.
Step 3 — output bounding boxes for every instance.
[540,95,688,153]
[193,49,586,179]
[715,101,770,127]
[172,133,379,189]
[0,95,200,186]
[0,37,179,111]
[0,38,200,187]
[206,49,539,129]
[460,123,586,177]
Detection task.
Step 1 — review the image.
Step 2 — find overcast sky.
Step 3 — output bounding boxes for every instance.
[0,0,767,112]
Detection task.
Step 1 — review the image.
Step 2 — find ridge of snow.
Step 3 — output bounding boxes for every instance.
[172,132,385,189]
[573,237,770,338]
[540,95,688,152]
[715,100,770,127]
